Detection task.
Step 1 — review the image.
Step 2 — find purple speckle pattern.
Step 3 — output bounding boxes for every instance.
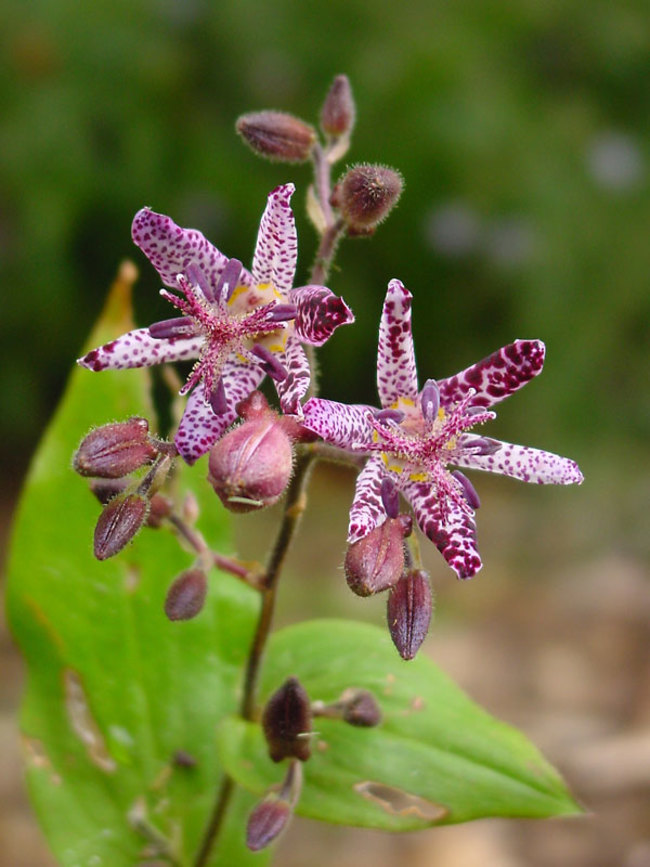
[377,279,419,406]
[438,340,546,410]
[175,358,265,463]
[454,441,584,485]
[302,398,376,449]
[78,328,202,371]
[403,479,482,579]
[291,285,355,346]
[273,338,311,415]
[348,457,387,544]
[131,208,254,294]
[251,183,297,293]
[300,280,583,581]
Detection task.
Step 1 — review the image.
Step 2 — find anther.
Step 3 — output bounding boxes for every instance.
[215,258,244,303]
[420,379,440,423]
[252,344,289,381]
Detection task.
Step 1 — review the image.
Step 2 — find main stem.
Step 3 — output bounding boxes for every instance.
[195,141,343,867]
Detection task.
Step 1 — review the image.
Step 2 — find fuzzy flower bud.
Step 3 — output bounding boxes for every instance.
[262,677,312,763]
[246,761,302,851]
[320,74,355,137]
[387,570,433,661]
[164,568,208,621]
[207,405,293,513]
[236,111,316,163]
[313,688,382,727]
[74,418,157,478]
[93,492,149,560]
[334,163,403,233]
[344,515,412,597]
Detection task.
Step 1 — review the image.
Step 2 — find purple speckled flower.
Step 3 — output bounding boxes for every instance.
[79,184,354,463]
[302,279,583,580]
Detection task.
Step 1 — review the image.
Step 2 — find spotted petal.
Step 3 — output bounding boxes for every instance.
[251,183,297,294]
[291,285,355,346]
[273,336,311,415]
[174,358,265,463]
[132,208,254,296]
[348,457,388,544]
[78,328,202,372]
[302,398,376,450]
[377,279,419,408]
[402,479,482,579]
[438,340,545,410]
[454,441,584,485]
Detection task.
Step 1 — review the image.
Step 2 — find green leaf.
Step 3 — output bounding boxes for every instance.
[217,619,582,832]
[6,272,268,867]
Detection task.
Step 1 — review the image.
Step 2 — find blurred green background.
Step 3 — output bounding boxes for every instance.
[2,0,649,500]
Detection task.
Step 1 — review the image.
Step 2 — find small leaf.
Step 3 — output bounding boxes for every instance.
[217,619,582,831]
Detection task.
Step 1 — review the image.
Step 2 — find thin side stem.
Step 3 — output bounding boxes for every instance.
[193,776,235,867]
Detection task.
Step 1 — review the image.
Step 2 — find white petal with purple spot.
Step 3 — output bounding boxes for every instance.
[302,398,376,449]
[348,457,388,544]
[291,284,355,346]
[78,328,202,371]
[273,336,311,415]
[454,441,584,485]
[377,279,419,407]
[438,340,546,410]
[251,184,297,294]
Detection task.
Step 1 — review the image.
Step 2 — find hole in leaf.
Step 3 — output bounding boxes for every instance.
[63,669,117,773]
[354,781,447,821]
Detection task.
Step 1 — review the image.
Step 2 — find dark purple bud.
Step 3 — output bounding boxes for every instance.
[340,690,382,727]
[185,263,215,302]
[268,303,298,323]
[380,477,400,520]
[337,163,403,231]
[262,677,312,763]
[207,411,293,513]
[374,408,405,425]
[164,569,208,621]
[172,749,197,768]
[146,493,173,528]
[246,796,291,852]
[344,518,409,597]
[320,74,355,137]
[88,477,129,506]
[236,111,316,163]
[93,493,149,560]
[214,258,243,304]
[387,570,433,660]
[148,316,197,339]
[420,379,440,423]
[74,418,157,479]
[252,344,289,381]
[208,378,228,415]
[450,470,481,509]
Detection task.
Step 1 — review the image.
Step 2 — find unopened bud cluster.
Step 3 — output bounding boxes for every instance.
[73,418,175,560]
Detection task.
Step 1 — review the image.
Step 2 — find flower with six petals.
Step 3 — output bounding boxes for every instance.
[302,279,583,579]
[78,184,354,463]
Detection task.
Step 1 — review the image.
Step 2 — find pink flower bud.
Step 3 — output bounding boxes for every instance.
[207,411,293,513]
[320,75,355,137]
[74,418,157,478]
[335,163,403,232]
[146,493,173,528]
[387,570,433,660]
[344,517,411,597]
[262,677,312,763]
[88,477,129,506]
[93,492,149,560]
[236,111,316,163]
[164,569,207,621]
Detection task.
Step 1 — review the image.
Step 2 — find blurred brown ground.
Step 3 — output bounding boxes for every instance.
[2,458,649,867]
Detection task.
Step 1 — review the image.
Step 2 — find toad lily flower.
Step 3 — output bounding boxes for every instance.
[303,279,583,579]
[78,184,354,463]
